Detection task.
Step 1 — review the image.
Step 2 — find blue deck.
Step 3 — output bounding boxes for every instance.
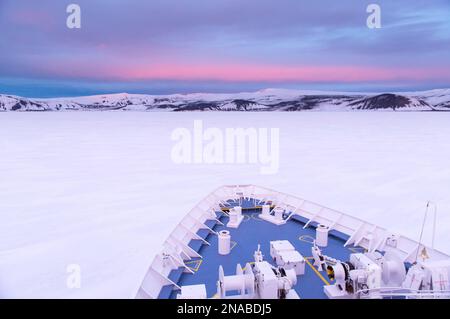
[161,198,366,299]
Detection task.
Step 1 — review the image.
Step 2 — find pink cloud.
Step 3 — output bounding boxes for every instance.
[131,64,446,82]
[37,59,450,83]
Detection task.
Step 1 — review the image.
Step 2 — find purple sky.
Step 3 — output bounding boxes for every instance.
[0,0,449,97]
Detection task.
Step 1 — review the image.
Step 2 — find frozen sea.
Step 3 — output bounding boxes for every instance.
[0,112,449,298]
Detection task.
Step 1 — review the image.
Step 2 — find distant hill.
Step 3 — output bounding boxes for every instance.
[1,88,449,112]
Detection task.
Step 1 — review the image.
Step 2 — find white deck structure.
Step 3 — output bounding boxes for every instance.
[134,184,450,299]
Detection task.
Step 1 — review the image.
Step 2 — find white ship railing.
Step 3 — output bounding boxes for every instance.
[134,184,450,299]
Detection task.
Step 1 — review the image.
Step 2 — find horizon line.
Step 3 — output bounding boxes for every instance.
[2,86,450,100]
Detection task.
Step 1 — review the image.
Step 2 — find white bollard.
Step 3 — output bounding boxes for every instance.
[229,209,238,225]
[261,205,270,216]
[227,206,244,228]
[218,230,231,255]
[274,207,284,221]
[316,224,329,247]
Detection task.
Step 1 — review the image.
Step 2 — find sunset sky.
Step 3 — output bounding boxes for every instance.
[0,0,449,97]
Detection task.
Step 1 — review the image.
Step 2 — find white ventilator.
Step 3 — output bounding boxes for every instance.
[316,224,329,247]
[218,230,231,255]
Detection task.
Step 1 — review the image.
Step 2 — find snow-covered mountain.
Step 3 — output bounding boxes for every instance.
[1,88,449,112]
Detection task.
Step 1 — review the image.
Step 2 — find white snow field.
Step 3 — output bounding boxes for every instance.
[1,112,450,298]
